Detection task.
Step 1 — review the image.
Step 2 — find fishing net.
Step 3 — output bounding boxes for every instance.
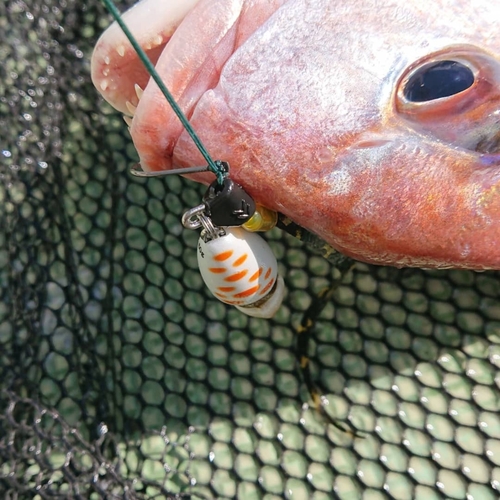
[1,0,499,498]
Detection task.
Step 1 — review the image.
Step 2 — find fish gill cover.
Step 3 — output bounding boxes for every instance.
[1,0,500,499]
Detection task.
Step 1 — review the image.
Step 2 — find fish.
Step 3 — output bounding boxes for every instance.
[91,0,500,270]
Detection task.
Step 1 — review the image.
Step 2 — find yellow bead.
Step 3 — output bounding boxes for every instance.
[243,205,278,232]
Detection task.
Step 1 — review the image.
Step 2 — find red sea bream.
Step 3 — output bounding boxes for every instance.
[91,0,500,269]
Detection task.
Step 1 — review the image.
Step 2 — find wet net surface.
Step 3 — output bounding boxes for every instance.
[1,1,500,499]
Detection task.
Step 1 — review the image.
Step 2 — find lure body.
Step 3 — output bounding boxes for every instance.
[197,227,284,318]
[92,0,500,270]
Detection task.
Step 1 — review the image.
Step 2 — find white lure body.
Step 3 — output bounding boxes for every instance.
[197,227,284,318]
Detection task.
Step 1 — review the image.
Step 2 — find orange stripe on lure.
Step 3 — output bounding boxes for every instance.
[213,250,233,261]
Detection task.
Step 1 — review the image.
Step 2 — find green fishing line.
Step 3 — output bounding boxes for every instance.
[101,0,226,184]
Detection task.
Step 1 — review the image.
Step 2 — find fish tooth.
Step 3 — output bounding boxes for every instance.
[117,45,125,57]
[134,84,144,100]
[104,55,110,65]
[103,68,110,77]
[153,34,163,46]
[123,115,133,127]
[125,101,137,115]
[100,80,109,91]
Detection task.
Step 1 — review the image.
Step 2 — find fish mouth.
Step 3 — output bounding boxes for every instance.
[91,0,285,173]
[91,0,202,117]
[91,0,199,116]
[91,0,230,172]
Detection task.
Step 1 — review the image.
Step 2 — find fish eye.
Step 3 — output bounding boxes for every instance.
[403,60,475,102]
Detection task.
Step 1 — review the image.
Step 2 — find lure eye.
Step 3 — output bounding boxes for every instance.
[403,60,475,102]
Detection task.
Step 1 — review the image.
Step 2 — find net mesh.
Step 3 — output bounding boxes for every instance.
[1,1,499,499]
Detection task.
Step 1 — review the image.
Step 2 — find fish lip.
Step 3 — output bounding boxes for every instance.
[126,1,249,172]
[93,0,289,172]
[90,0,202,116]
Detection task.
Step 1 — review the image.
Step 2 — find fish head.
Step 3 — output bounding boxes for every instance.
[91,0,500,270]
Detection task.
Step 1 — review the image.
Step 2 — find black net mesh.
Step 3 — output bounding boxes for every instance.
[1,1,500,499]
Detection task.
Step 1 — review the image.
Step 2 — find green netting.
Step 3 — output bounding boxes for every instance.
[1,1,499,499]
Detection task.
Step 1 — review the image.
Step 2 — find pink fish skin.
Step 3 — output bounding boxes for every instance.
[91,0,500,270]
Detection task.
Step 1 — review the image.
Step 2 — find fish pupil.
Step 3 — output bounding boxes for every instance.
[404,60,474,102]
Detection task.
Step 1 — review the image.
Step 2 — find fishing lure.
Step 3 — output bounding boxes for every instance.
[134,161,286,318]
